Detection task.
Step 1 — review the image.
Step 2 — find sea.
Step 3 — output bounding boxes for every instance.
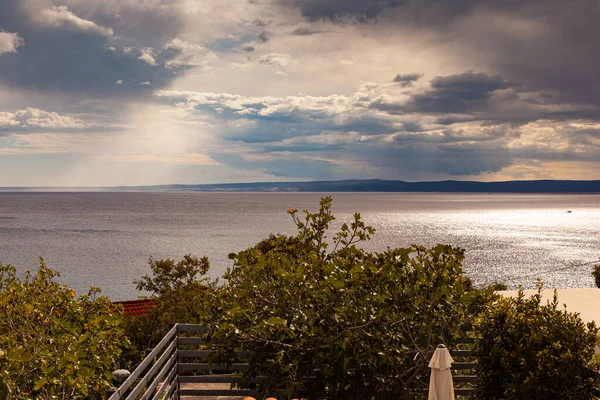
[0,192,599,300]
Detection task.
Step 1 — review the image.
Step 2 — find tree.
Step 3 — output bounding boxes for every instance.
[0,260,126,399]
[204,196,492,399]
[475,283,599,400]
[592,263,600,289]
[122,255,214,368]
[134,254,210,296]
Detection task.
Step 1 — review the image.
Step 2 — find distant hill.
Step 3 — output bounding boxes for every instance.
[141,179,600,193]
[4,179,599,193]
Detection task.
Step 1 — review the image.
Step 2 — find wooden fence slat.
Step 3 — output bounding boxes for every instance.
[126,340,177,400]
[177,337,206,345]
[178,363,251,372]
[150,363,177,400]
[178,375,264,384]
[142,352,177,400]
[177,350,252,358]
[108,324,177,400]
[177,324,208,333]
[451,362,479,370]
[453,375,478,383]
[451,349,474,357]
[179,389,260,396]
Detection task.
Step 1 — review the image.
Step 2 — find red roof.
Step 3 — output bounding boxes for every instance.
[113,298,157,318]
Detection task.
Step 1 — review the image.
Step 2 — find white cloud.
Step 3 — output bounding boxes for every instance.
[0,31,24,55]
[258,53,291,67]
[0,108,89,130]
[165,38,216,68]
[138,47,157,65]
[37,6,113,37]
[155,87,384,120]
[116,80,123,85]
[140,81,152,85]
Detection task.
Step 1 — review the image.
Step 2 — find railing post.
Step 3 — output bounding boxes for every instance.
[175,323,180,400]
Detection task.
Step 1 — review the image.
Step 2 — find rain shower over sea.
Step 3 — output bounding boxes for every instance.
[0,192,598,300]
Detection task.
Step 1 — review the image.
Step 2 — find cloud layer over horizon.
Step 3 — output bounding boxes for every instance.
[1,0,599,186]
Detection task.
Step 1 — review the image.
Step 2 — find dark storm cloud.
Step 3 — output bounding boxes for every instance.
[278,0,478,22]
[392,73,422,87]
[406,71,514,113]
[291,27,322,35]
[258,31,270,43]
[283,0,600,109]
[372,71,514,115]
[0,0,187,95]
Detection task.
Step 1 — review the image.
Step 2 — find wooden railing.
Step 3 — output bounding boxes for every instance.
[450,337,478,396]
[107,324,599,399]
[108,323,272,400]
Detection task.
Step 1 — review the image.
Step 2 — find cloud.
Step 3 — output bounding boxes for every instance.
[291,26,322,35]
[36,6,114,37]
[371,71,516,115]
[1,0,600,184]
[257,53,291,67]
[279,0,402,21]
[393,73,422,87]
[164,38,216,68]
[0,31,23,55]
[154,66,600,180]
[0,108,92,131]
[0,0,189,94]
[405,71,515,113]
[258,31,270,43]
[138,47,157,65]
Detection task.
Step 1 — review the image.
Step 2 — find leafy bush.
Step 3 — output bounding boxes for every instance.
[205,196,492,399]
[475,284,599,400]
[487,281,508,291]
[122,255,213,368]
[592,264,600,289]
[0,260,126,399]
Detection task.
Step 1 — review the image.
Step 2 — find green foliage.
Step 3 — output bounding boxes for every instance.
[0,260,126,399]
[123,255,214,368]
[134,254,210,296]
[205,196,492,399]
[487,281,508,291]
[592,264,600,289]
[475,284,599,400]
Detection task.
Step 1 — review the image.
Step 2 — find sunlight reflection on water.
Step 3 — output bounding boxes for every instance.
[0,192,598,299]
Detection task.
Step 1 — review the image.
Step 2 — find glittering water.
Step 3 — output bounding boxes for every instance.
[0,192,598,300]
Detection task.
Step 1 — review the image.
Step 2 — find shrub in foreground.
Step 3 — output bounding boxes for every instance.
[205,197,492,399]
[0,260,126,399]
[475,284,599,400]
[592,263,600,289]
[121,255,213,368]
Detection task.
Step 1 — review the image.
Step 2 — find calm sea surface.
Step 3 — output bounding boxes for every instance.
[0,192,599,300]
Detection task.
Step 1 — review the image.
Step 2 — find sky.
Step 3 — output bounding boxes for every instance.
[1,0,599,186]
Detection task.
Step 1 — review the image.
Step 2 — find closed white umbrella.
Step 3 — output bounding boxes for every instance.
[428,344,455,400]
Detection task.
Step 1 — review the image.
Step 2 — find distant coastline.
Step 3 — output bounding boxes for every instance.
[2,179,600,193]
